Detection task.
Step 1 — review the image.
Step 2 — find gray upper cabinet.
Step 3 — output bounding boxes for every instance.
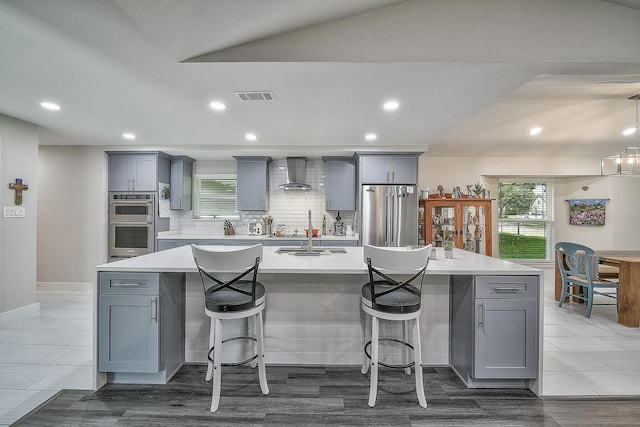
[108,152,170,192]
[323,157,356,211]
[170,156,195,210]
[359,155,418,185]
[234,156,272,211]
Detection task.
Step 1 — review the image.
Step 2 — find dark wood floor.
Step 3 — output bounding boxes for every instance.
[15,364,640,426]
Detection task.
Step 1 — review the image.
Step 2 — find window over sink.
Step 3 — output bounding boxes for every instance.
[193,174,239,218]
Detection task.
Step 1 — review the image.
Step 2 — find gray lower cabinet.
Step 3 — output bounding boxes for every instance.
[450,275,538,387]
[98,272,185,384]
[157,239,204,251]
[319,240,358,246]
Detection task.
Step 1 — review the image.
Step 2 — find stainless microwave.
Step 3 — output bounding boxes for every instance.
[109,193,154,223]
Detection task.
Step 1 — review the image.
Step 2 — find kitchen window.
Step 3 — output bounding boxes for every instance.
[497,179,555,261]
[193,174,238,218]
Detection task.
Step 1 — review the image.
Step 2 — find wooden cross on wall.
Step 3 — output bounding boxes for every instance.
[9,178,29,205]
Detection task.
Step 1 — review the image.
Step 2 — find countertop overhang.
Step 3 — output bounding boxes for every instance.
[97,245,540,276]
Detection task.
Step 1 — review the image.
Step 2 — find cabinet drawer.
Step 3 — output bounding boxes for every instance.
[475,275,537,299]
[100,272,159,295]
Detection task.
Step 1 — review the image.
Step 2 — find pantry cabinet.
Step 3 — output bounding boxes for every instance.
[421,197,493,257]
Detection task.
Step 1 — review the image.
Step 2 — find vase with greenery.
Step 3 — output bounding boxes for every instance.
[443,240,454,258]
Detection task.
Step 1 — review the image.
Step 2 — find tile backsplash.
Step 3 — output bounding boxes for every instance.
[160,159,356,236]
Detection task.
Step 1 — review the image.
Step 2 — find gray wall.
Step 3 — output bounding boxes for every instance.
[0,114,39,314]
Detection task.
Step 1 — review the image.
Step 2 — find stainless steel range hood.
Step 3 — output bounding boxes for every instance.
[280,157,312,191]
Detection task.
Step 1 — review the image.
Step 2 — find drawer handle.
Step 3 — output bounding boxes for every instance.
[494,287,521,293]
[112,282,146,287]
[150,297,158,322]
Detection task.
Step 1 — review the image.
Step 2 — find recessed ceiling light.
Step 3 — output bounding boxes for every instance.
[365,133,377,141]
[383,100,399,111]
[122,133,136,140]
[528,126,542,136]
[245,133,258,141]
[40,101,61,111]
[623,127,636,136]
[209,100,227,111]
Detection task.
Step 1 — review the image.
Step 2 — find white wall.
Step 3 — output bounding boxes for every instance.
[419,156,640,253]
[37,146,108,286]
[0,114,39,314]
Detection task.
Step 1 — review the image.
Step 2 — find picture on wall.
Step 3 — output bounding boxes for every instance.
[568,199,607,225]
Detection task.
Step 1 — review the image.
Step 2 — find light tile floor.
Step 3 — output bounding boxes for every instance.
[0,290,93,426]
[2,269,640,424]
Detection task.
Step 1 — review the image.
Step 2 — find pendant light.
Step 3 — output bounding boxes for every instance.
[601,94,640,176]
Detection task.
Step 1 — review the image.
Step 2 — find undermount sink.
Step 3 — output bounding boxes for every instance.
[276,247,347,255]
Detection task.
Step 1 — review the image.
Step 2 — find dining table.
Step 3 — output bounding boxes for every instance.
[555,251,640,327]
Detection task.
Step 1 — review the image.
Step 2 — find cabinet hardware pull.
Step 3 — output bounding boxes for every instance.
[112,282,144,287]
[478,302,485,329]
[150,297,157,322]
[494,287,520,292]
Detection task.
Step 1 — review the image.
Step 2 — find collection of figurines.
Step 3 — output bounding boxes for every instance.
[430,206,484,253]
[422,182,488,199]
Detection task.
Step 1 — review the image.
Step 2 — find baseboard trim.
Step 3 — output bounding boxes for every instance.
[37,281,93,293]
[0,302,40,327]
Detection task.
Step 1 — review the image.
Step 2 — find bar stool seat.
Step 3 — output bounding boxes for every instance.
[360,244,432,408]
[191,244,269,413]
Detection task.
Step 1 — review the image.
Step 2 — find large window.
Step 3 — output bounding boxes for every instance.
[498,180,554,260]
[193,174,238,218]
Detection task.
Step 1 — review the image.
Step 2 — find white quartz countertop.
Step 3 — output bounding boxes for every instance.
[157,230,358,241]
[97,246,540,276]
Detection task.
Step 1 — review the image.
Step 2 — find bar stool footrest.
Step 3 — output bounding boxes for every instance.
[364,338,415,369]
[207,336,258,367]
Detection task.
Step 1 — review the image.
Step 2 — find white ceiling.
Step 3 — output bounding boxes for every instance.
[1,0,640,161]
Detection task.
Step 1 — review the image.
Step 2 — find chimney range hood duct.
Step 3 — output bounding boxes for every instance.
[280,157,312,191]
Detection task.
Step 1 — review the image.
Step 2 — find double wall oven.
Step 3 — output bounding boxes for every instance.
[109,193,155,258]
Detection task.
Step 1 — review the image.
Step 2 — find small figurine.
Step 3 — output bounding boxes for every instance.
[452,186,462,198]
[466,184,473,197]
[437,184,445,198]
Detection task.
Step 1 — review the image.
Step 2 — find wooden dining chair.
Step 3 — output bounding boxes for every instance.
[555,242,618,318]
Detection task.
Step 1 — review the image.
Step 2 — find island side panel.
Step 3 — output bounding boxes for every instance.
[185,272,449,366]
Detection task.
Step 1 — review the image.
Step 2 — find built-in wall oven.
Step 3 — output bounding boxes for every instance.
[109,193,155,258]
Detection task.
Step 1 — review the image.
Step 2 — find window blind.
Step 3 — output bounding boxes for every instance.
[193,174,238,218]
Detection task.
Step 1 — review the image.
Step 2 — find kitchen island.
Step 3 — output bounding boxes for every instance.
[94,245,543,395]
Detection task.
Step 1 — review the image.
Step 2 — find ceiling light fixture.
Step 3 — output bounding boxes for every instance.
[601,94,640,176]
[623,127,636,136]
[245,133,258,141]
[528,126,542,136]
[383,100,399,111]
[209,101,226,111]
[40,101,61,111]
[365,133,377,141]
[122,133,136,140]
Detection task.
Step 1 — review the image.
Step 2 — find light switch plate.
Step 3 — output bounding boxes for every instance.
[3,206,26,217]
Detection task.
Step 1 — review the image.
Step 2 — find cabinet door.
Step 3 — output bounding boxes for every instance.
[474,298,538,379]
[98,294,159,373]
[360,157,389,184]
[170,158,193,210]
[325,160,356,211]
[108,156,133,191]
[132,155,157,192]
[388,157,417,184]
[236,159,269,211]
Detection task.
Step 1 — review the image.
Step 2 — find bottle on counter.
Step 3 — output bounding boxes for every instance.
[322,215,327,235]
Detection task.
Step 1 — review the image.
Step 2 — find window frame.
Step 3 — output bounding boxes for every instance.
[192,173,240,219]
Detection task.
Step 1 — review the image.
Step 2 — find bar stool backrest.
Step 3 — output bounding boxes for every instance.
[363,244,432,273]
[191,244,263,273]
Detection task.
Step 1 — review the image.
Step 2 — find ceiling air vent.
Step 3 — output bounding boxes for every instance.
[234,90,276,101]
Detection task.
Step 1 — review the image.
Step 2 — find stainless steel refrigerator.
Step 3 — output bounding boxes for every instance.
[361,184,418,247]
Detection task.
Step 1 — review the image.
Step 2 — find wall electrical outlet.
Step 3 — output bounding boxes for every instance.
[3,206,26,217]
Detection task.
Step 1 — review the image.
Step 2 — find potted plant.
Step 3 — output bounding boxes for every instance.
[443,240,454,258]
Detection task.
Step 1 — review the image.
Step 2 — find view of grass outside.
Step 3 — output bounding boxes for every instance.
[498,181,553,260]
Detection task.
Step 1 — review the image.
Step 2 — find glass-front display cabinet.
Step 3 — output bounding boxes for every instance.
[421,197,493,256]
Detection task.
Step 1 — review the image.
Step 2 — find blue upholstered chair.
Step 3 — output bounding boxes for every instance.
[555,242,618,318]
[191,244,269,412]
[360,244,432,408]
